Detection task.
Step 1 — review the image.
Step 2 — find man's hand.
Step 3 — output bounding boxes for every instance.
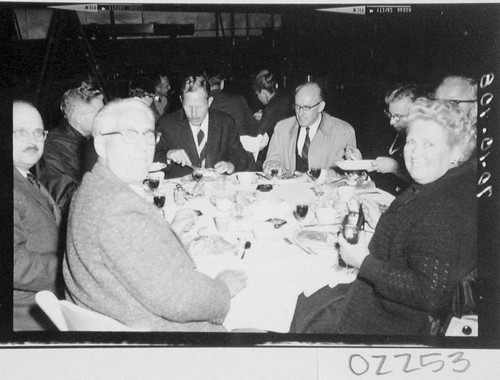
[214,161,235,174]
[360,198,382,230]
[338,231,370,269]
[253,110,263,121]
[170,209,198,235]
[166,149,192,167]
[368,157,399,174]
[216,270,248,298]
[344,146,363,160]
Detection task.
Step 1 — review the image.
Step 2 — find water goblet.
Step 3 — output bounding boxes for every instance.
[295,203,309,222]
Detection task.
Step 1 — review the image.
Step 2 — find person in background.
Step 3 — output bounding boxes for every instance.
[63,98,247,331]
[263,81,356,175]
[13,100,63,330]
[252,69,294,169]
[290,98,476,335]
[152,73,176,118]
[129,75,161,123]
[204,68,259,137]
[155,75,252,179]
[38,82,104,219]
[433,75,477,125]
[347,83,418,195]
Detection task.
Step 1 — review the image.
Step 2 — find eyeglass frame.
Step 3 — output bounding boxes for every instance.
[13,129,49,142]
[429,98,477,106]
[292,101,323,113]
[100,129,161,145]
[383,109,408,122]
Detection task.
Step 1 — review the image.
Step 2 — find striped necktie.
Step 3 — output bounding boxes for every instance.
[301,127,310,159]
[26,172,41,190]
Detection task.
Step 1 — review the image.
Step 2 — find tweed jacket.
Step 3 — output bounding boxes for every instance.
[263,112,357,172]
[210,89,259,137]
[335,162,477,335]
[155,108,253,179]
[63,163,231,331]
[13,168,62,330]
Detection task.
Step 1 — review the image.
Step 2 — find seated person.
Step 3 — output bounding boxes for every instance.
[151,72,175,118]
[263,81,356,176]
[252,69,294,168]
[347,83,418,195]
[13,101,63,330]
[129,75,162,123]
[38,82,104,219]
[63,98,247,331]
[155,75,252,179]
[433,75,477,125]
[204,68,259,137]
[290,98,477,335]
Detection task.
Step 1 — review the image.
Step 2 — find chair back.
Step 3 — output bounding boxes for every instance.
[36,290,134,331]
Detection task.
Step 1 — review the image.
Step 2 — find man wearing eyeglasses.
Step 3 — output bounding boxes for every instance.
[263,81,356,175]
[434,75,477,124]
[38,82,104,220]
[63,98,246,331]
[13,100,63,330]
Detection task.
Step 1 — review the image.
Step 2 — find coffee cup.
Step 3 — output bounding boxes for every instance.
[237,172,254,187]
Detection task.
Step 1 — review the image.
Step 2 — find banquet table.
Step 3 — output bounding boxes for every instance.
[152,171,394,333]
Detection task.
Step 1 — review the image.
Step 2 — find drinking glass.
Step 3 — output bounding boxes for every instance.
[192,167,205,182]
[309,167,321,181]
[295,203,309,222]
[148,178,160,191]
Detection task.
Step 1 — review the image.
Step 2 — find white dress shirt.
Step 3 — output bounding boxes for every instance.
[297,113,322,158]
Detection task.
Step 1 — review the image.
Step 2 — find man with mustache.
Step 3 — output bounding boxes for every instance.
[13,100,63,330]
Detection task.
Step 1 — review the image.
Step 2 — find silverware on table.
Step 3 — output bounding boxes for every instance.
[283,237,314,255]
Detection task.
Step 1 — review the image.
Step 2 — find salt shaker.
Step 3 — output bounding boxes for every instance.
[174,184,186,205]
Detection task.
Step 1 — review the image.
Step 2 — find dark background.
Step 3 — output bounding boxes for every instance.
[2,2,500,345]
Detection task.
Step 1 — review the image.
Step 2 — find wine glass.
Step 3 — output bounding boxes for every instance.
[295,203,309,222]
[309,168,324,197]
[148,177,160,192]
[153,192,166,218]
[192,167,205,182]
[269,163,281,185]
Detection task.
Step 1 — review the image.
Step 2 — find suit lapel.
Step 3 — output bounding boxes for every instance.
[14,169,59,222]
[204,112,220,167]
[179,115,201,166]
[288,121,299,169]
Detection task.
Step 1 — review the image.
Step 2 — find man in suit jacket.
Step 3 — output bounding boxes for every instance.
[263,82,357,174]
[155,75,252,179]
[204,69,259,137]
[63,98,247,331]
[13,101,63,330]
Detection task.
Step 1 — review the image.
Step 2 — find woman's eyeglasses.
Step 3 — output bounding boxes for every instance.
[100,130,161,145]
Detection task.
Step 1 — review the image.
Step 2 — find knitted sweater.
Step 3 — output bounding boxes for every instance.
[335,162,477,335]
[63,163,231,331]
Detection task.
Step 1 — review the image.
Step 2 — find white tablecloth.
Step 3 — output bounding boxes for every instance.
[155,172,393,332]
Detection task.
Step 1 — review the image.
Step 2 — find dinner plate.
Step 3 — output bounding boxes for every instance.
[188,235,239,258]
[149,162,167,172]
[292,226,341,250]
[335,160,374,171]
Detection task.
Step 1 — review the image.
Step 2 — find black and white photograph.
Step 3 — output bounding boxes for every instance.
[2,1,500,378]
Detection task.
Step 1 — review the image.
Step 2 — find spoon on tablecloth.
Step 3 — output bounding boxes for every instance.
[240,241,251,259]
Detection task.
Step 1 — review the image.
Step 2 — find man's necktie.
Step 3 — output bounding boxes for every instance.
[301,127,310,159]
[26,172,41,190]
[197,128,205,146]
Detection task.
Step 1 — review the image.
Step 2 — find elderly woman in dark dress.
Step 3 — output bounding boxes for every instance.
[291,98,477,335]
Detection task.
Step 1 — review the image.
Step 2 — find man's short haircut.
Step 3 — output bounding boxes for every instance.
[202,68,225,88]
[60,82,102,119]
[180,75,210,98]
[435,75,478,100]
[385,83,420,105]
[92,98,155,138]
[253,69,278,93]
[295,82,324,102]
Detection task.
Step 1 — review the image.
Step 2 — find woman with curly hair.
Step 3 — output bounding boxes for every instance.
[291,98,477,335]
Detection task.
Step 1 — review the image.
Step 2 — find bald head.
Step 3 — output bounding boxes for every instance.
[435,76,478,123]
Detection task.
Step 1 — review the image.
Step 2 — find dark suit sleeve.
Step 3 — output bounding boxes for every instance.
[241,97,259,137]
[154,118,171,164]
[13,199,60,293]
[38,155,78,219]
[224,118,253,171]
